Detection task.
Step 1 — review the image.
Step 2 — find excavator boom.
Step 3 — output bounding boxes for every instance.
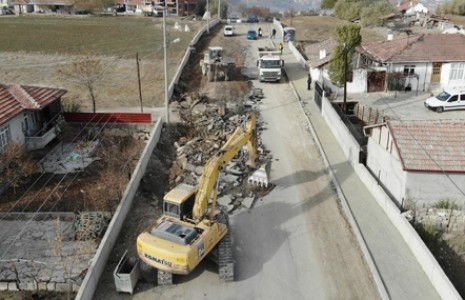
[192,113,258,221]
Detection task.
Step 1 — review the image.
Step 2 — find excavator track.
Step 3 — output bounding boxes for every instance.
[217,212,234,281]
[157,269,173,285]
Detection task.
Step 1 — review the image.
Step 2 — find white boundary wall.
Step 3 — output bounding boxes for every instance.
[319,95,461,299]
[76,20,221,300]
[76,119,163,300]
[283,33,461,298]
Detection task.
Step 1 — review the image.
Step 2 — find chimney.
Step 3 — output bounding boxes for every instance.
[387,31,393,41]
[319,49,326,59]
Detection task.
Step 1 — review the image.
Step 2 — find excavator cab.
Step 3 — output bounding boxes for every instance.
[208,47,223,62]
[163,183,196,220]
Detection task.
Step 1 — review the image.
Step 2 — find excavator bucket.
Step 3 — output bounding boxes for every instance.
[248,161,271,187]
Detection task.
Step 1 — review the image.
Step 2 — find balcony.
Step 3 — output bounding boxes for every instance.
[24,125,57,151]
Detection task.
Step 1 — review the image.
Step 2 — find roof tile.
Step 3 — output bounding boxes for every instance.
[388,120,465,172]
[0,84,67,126]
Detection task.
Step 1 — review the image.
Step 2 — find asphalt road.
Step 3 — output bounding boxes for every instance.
[93,23,380,300]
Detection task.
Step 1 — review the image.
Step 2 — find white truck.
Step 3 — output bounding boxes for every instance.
[257,47,284,82]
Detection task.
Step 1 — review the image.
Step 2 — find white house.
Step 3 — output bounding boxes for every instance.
[305,37,368,95]
[356,33,465,93]
[0,84,67,153]
[365,119,465,209]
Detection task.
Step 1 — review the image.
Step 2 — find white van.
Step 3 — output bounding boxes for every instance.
[424,87,465,113]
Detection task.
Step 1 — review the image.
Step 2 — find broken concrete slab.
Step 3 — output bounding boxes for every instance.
[241,197,255,209]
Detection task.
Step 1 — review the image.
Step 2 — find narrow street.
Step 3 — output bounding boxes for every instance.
[93,23,380,299]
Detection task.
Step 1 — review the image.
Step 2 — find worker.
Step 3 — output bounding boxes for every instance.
[279,43,283,54]
[307,73,312,90]
[271,29,276,39]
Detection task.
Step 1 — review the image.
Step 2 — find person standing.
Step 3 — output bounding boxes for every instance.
[279,42,283,54]
[258,27,262,38]
[271,29,276,39]
[307,73,312,90]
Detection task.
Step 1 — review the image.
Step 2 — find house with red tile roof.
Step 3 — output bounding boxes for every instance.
[0,84,67,153]
[356,33,465,93]
[365,119,465,208]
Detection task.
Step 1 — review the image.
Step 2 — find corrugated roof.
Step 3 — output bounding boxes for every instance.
[360,33,465,63]
[388,120,465,172]
[0,84,67,126]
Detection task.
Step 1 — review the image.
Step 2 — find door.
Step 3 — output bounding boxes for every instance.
[431,62,442,82]
[367,71,385,92]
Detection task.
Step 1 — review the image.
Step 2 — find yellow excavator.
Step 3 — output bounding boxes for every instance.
[137,112,269,284]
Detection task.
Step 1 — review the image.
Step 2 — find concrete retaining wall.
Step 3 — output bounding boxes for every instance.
[321,94,461,299]
[75,119,163,300]
[321,97,361,164]
[76,20,221,300]
[284,36,461,299]
[168,19,220,100]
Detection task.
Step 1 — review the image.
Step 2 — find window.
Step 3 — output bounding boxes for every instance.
[0,125,11,154]
[448,95,458,102]
[449,63,465,80]
[403,65,416,77]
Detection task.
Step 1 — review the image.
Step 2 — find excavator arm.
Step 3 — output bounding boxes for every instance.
[192,113,258,221]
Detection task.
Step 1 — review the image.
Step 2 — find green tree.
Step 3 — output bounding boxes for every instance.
[321,0,338,9]
[437,0,465,15]
[360,0,395,26]
[208,0,229,18]
[328,24,362,87]
[334,0,364,21]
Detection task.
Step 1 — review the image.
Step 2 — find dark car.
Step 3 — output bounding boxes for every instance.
[247,30,258,40]
[247,15,259,23]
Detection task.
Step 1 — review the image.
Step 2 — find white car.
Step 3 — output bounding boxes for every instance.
[424,87,465,113]
[224,25,234,36]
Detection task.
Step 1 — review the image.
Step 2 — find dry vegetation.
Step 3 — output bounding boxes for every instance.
[0,15,203,112]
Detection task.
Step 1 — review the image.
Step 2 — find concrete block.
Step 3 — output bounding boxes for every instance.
[0,282,9,291]
[72,283,81,292]
[47,282,55,291]
[38,282,47,291]
[55,282,72,292]
[218,195,232,206]
[242,197,255,209]
[8,282,18,291]
[26,281,38,290]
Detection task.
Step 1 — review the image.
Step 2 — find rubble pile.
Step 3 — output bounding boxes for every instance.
[169,94,270,213]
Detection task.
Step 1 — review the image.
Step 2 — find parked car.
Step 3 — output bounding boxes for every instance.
[224,25,234,36]
[424,87,465,113]
[247,30,258,40]
[247,15,259,23]
[228,16,241,23]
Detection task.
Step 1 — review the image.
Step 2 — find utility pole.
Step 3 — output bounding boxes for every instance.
[163,8,170,123]
[218,0,221,20]
[343,44,348,114]
[136,52,143,113]
[206,0,209,33]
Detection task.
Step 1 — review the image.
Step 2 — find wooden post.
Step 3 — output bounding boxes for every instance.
[136,52,143,113]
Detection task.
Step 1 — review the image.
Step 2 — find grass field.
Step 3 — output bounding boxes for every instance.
[0,15,199,58]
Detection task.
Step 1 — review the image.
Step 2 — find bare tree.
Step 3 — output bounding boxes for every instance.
[58,57,106,113]
[0,143,36,195]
